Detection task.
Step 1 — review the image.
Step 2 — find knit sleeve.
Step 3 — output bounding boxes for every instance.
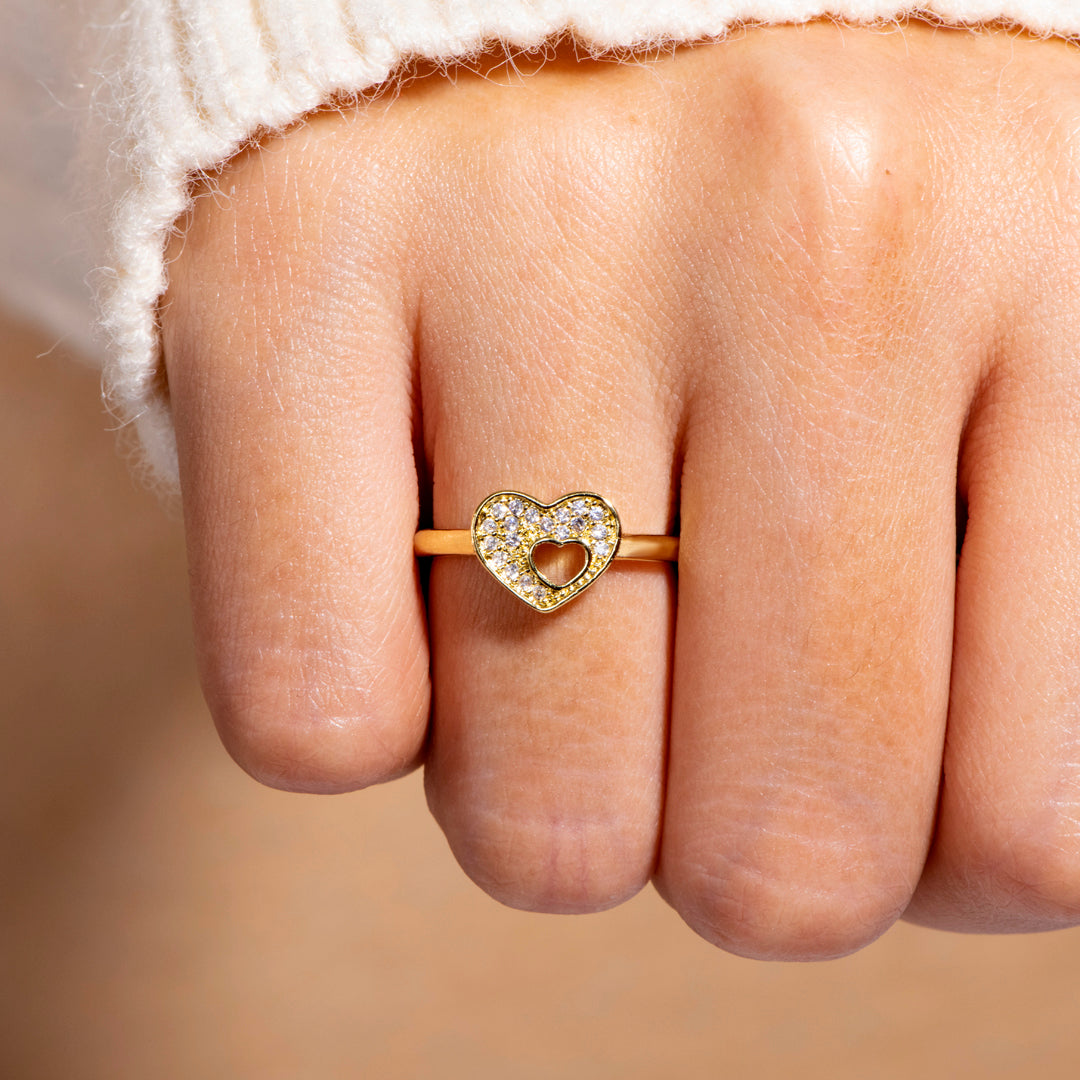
[4,1,1078,485]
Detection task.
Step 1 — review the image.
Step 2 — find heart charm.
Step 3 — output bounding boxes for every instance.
[471,491,621,611]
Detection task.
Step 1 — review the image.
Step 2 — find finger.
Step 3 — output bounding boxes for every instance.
[908,319,1080,930]
[411,66,682,913]
[654,87,963,958]
[660,345,961,959]
[162,119,429,792]
[901,46,1080,931]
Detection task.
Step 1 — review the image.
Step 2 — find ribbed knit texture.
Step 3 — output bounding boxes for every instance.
[6,2,1080,484]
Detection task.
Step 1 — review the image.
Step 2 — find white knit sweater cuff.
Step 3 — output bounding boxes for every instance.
[98,0,1080,486]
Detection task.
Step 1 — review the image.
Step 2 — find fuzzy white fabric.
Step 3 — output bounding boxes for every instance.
[3,1,1079,485]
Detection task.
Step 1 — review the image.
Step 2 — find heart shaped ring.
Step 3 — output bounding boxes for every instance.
[414,490,679,612]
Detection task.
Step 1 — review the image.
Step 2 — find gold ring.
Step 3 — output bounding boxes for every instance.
[414,490,678,612]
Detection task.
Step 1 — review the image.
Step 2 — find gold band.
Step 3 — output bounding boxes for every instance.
[414,530,678,561]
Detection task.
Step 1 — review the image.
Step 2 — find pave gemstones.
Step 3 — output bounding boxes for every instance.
[471,491,621,612]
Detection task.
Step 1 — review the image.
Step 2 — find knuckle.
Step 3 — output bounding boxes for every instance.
[1006,55,1080,218]
[664,844,911,961]
[425,72,666,255]
[430,800,653,915]
[794,101,898,210]
[1030,101,1080,271]
[203,648,425,793]
[972,821,1080,929]
[723,76,923,288]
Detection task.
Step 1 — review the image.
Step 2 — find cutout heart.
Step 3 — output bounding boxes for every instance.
[471,491,621,611]
[530,541,589,589]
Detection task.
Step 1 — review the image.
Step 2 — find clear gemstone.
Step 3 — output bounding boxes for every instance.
[524,506,540,524]
[481,518,497,535]
[590,524,607,540]
[571,499,587,513]
[509,498,524,514]
[556,507,570,524]
[492,551,507,567]
[520,575,535,592]
[589,506,605,521]
[570,516,586,533]
[504,566,519,582]
[504,515,518,532]
[540,515,556,534]
[491,502,507,519]
[483,536,498,551]
[593,541,611,558]
[555,524,570,542]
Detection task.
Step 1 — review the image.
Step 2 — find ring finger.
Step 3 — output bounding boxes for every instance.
[414,76,684,912]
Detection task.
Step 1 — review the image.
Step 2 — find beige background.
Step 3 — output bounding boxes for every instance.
[2,305,1079,1079]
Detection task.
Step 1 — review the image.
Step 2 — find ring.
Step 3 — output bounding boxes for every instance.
[414,490,679,612]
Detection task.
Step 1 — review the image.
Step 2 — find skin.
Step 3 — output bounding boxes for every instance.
[161,20,1080,960]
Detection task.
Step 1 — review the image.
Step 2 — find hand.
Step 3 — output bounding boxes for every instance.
[162,20,1080,958]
